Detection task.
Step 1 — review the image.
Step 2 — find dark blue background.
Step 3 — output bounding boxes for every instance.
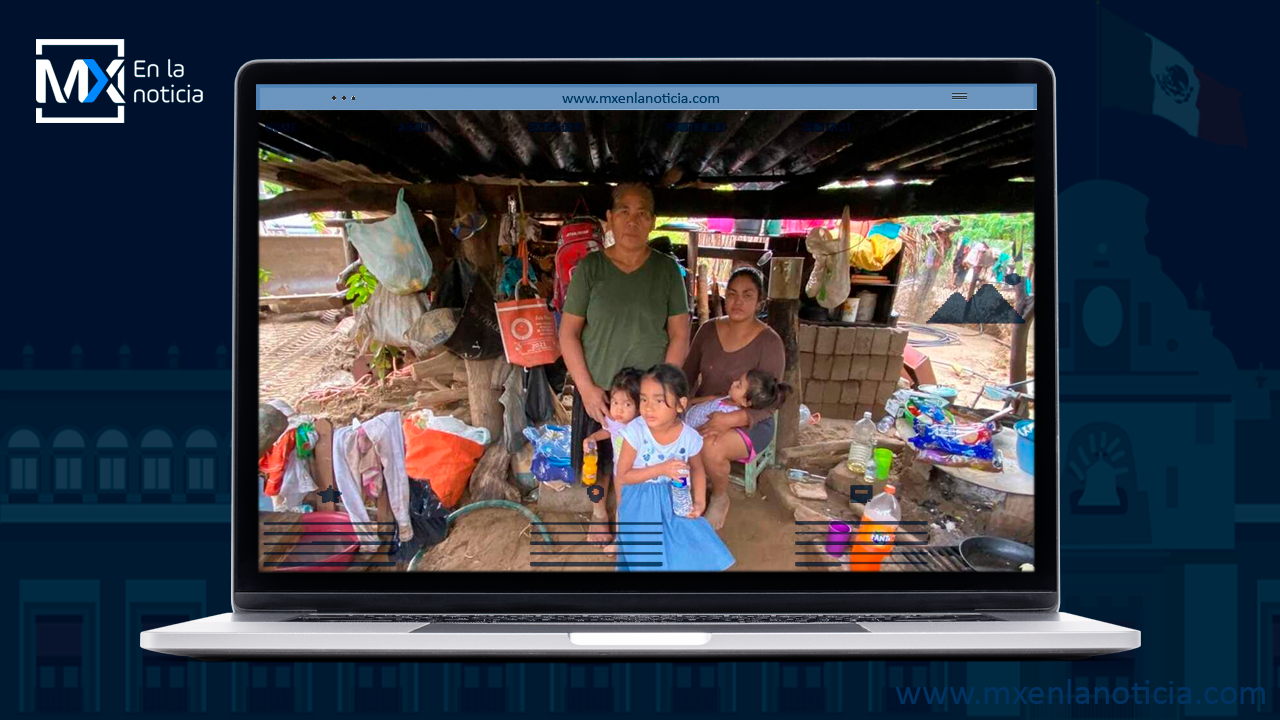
[7,0,1277,717]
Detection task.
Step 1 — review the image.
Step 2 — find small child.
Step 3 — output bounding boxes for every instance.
[613,364,734,572]
[685,368,793,440]
[582,368,642,555]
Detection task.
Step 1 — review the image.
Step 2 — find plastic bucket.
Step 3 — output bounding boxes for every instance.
[1015,420,1034,476]
[269,511,361,572]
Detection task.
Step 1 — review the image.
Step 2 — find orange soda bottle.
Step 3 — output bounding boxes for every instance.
[849,485,899,571]
[582,446,598,486]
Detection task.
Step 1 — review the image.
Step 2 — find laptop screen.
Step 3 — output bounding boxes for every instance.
[251,78,1041,577]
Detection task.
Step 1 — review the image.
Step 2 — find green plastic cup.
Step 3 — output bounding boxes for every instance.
[874,448,894,480]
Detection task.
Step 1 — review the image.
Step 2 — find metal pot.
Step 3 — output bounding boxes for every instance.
[959,536,1035,572]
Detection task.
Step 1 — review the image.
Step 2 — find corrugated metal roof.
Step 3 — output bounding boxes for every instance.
[257,110,1034,187]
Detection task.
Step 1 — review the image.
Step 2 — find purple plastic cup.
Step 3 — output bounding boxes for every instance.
[824,522,852,556]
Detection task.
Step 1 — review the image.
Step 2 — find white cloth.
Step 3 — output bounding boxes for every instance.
[331,412,413,552]
[355,412,412,543]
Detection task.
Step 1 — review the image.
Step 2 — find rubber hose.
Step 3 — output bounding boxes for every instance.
[445,500,555,545]
[409,500,555,571]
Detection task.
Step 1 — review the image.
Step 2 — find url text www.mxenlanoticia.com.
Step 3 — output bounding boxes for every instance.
[561,93,719,104]
[895,683,1265,707]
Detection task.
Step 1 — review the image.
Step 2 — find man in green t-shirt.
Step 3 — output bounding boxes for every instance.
[559,183,691,545]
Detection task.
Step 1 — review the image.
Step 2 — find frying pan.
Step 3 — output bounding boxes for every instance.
[959,536,1035,572]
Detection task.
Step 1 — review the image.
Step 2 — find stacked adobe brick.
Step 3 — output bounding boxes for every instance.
[797,324,909,420]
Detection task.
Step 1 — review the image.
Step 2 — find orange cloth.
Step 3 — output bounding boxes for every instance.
[258,432,295,497]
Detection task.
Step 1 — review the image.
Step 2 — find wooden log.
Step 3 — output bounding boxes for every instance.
[697,264,711,325]
[258,180,1034,222]
[766,298,800,450]
[468,443,519,503]
[409,351,462,380]
[413,388,469,407]
[458,211,507,439]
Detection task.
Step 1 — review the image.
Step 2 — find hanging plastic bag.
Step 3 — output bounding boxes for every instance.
[443,277,505,360]
[405,308,457,356]
[352,285,430,353]
[850,221,904,272]
[436,258,477,311]
[345,188,433,295]
[524,366,556,426]
[496,294,560,367]
[804,207,852,309]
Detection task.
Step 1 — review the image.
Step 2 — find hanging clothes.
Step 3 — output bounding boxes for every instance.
[355,412,413,544]
[332,413,414,552]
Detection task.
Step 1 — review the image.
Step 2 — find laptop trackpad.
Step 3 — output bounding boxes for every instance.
[570,632,711,646]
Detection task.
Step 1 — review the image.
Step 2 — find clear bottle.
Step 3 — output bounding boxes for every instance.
[846,411,876,477]
[671,469,693,517]
[850,485,900,572]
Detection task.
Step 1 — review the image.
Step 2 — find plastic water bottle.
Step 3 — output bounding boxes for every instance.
[850,485,900,572]
[846,411,876,477]
[671,470,693,517]
[799,404,812,427]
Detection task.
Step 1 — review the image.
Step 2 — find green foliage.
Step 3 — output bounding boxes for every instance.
[258,148,293,163]
[258,266,272,296]
[345,265,378,307]
[308,212,327,234]
[370,343,403,380]
[260,181,284,198]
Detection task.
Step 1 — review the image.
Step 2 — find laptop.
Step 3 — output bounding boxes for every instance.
[141,58,1139,658]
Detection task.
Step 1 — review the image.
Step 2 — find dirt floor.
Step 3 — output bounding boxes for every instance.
[893,272,1036,416]
[259,308,357,408]
[412,483,799,571]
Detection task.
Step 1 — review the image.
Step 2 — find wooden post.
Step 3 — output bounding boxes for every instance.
[767,298,801,451]
[687,231,700,302]
[458,206,507,440]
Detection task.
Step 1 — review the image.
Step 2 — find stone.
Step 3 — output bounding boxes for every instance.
[800,352,815,377]
[849,355,870,381]
[812,354,833,380]
[866,355,888,383]
[835,327,858,355]
[815,326,838,355]
[798,323,817,353]
[806,380,827,404]
[858,381,878,404]
[884,357,904,382]
[824,380,844,404]
[853,328,874,354]
[870,328,891,355]
[889,328,909,357]
[830,355,852,381]
[841,380,861,405]
[875,381,897,406]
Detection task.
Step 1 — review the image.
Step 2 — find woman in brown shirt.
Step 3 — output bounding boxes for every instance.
[682,267,785,529]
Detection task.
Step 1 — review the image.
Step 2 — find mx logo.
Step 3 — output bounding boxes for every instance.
[36,39,125,123]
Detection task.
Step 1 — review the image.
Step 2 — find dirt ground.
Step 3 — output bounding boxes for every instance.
[259,308,356,408]
[412,483,799,572]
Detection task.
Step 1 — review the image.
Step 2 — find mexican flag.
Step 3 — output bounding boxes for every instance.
[1100,7,1247,148]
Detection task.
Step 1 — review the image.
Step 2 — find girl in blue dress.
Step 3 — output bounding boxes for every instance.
[613,364,735,572]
